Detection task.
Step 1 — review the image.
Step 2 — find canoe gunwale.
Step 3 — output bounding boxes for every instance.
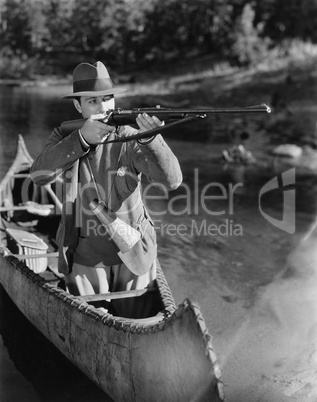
[182,297,225,400]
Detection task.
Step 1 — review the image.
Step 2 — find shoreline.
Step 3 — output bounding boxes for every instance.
[0,78,70,87]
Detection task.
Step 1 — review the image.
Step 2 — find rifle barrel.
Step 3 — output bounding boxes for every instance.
[108,104,271,125]
[60,104,271,136]
[119,104,271,115]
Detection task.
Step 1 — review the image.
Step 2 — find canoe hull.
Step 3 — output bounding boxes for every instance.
[0,244,223,401]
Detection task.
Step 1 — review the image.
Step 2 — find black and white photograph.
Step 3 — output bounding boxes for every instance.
[1,1,317,401]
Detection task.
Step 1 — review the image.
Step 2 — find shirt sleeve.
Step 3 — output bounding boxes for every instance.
[122,126,182,191]
[30,127,89,185]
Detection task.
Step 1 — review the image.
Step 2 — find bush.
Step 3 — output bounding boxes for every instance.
[0,54,38,79]
[256,39,317,71]
[229,4,269,67]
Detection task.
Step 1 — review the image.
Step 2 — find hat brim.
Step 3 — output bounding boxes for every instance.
[62,87,127,99]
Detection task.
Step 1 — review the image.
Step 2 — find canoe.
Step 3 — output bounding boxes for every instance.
[0,135,224,402]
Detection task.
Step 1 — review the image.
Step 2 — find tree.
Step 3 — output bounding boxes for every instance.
[0,0,32,56]
[229,3,268,66]
[255,0,317,43]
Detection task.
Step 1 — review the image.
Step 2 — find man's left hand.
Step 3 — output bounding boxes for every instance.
[136,113,162,133]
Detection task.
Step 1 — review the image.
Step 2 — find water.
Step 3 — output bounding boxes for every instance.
[1,84,317,401]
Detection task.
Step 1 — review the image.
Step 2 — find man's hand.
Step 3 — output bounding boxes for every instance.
[80,114,115,145]
[136,113,162,133]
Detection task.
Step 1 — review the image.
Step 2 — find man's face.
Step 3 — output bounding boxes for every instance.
[73,95,115,118]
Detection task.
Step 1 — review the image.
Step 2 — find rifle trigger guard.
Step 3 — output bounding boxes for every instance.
[101,111,113,124]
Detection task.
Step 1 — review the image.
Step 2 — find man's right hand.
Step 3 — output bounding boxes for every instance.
[80,114,115,145]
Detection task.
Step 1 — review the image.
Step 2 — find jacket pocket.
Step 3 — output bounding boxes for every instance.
[114,170,139,201]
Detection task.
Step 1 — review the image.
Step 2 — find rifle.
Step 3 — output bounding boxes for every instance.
[60,104,271,144]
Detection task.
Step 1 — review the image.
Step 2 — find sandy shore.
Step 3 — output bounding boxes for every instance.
[217,231,317,402]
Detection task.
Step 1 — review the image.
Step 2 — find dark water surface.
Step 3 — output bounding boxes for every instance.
[1,84,317,401]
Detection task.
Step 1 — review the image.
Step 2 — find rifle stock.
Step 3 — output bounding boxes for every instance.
[60,104,271,138]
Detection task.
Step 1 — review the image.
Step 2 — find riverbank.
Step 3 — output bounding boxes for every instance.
[130,60,317,172]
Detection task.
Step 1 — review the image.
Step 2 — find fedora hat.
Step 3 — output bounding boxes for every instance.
[63,61,126,98]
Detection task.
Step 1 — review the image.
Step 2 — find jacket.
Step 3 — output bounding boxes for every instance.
[30,125,182,275]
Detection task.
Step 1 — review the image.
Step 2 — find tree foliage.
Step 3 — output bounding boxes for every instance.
[229,3,268,66]
[0,0,317,76]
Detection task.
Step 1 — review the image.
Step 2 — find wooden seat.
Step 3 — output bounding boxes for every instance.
[78,287,157,302]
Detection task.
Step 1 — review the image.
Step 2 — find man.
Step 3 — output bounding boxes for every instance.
[30,61,182,318]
